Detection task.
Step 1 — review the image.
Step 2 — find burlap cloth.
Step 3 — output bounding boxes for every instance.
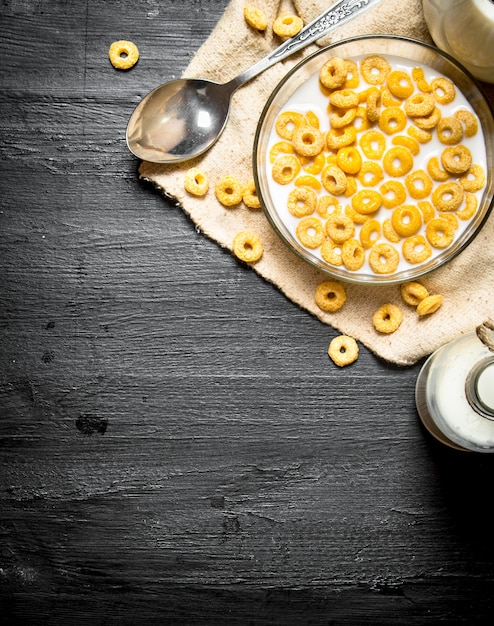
[139,0,494,366]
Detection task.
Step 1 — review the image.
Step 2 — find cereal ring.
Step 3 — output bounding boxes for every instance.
[382,218,401,243]
[368,244,400,275]
[354,105,371,132]
[360,55,391,85]
[391,205,422,237]
[381,87,402,107]
[352,189,382,215]
[383,146,414,177]
[275,111,305,140]
[345,204,374,225]
[425,218,455,248]
[292,125,324,157]
[407,126,432,143]
[287,187,317,217]
[441,145,472,174]
[418,200,435,223]
[344,175,357,198]
[109,40,139,70]
[317,195,342,218]
[359,130,386,160]
[328,335,359,367]
[232,232,263,263]
[184,167,209,196]
[320,57,348,90]
[380,180,407,209]
[402,235,432,264]
[426,156,450,182]
[365,87,381,123]
[242,180,261,209]
[455,109,478,137]
[341,239,366,271]
[330,89,359,109]
[387,70,414,99]
[326,126,357,150]
[269,141,295,162]
[357,161,384,187]
[378,106,407,135]
[431,181,464,212]
[304,152,326,175]
[405,169,433,199]
[321,238,343,266]
[459,164,486,192]
[431,77,456,104]
[215,175,244,206]
[411,67,432,92]
[321,164,347,195]
[315,280,347,312]
[400,281,429,306]
[296,217,325,249]
[325,213,355,243]
[404,93,435,117]
[329,106,357,128]
[442,212,459,230]
[372,303,403,333]
[391,134,420,156]
[360,219,381,249]
[304,110,320,129]
[417,294,443,316]
[413,106,442,130]
[273,14,303,38]
[343,59,360,89]
[244,6,267,30]
[295,174,322,193]
[336,146,362,174]
[272,155,301,184]
[437,116,464,145]
[457,193,478,220]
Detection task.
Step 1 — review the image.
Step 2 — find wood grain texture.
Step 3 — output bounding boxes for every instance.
[1,0,494,624]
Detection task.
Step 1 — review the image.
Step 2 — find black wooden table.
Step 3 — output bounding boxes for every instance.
[1,1,494,624]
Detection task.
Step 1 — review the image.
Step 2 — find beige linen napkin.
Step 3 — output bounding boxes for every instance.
[139,0,494,366]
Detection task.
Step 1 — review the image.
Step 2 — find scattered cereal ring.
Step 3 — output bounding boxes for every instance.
[321,238,343,266]
[431,181,464,212]
[318,195,342,218]
[336,146,362,174]
[380,180,407,209]
[400,281,429,306]
[404,93,435,117]
[431,77,456,104]
[344,59,360,89]
[372,303,403,333]
[442,212,459,230]
[326,126,357,150]
[359,129,386,160]
[417,294,443,316]
[269,141,295,162]
[328,335,359,367]
[457,193,478,220]
[441,144,472,174]
[184,167,209,196]
[272,155,301,184]
[215,175,244,206]
[242,180,261,209]
[344,175,358,198]
[437,116,464,145]
[411,66,432,92]
[368,243,400,274]
[391,205,422,237]
[365,87,381,123]
[295,174,322,193]
[361,55,391,85]
[387,70,414,99]
[354,105,371,132]
[459,164,486,192]
[287,186,317,217]
[329,106,357,128]
[418,200,435,223]
[273,14,303,37]
[357,161,384,187]
[345,204,374,225]
[304,152,326,175]
[275,111,305,140]
[412,106,442,130]
[359,219,381,249]
[232,232,263,263]
[325,213,355,243]
[305,110,320,129]
[321,163,348,195]
[407,126,432,143]
[455,109,478,137]
[405,169,433,199]
[244,6,267,30]
[109,40,139,70]
[352,189,382,214]
[315,280,347,312]
[296,217,325,248]
[320,57,348,90]
[378,106,407,135]
[381,87,402,107]
[426,156,450,182]
[425,217,455,248]
[402,235,432,264]
[383,146,414,177]
[292,125,324,157]
[342,239,366,271]
[391,134,420,156]
[382,218,401,243]
[330,89,359,109]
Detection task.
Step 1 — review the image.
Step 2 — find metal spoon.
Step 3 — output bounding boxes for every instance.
[126,0,382,163]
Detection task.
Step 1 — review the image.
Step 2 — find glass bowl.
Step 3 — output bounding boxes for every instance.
[253,35,494,285]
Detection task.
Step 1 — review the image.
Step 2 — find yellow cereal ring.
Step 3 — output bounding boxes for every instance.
[232,232,263,263]
[275,111,305,140]
[184,167,209,196]
[365,87,381,123]
[459,164,486,192]
[407,126,432,143]
[437,116,464,145]
[383,146,414,177]
[416,294,443,316]
[329,106,357,129]
[455,109,478,137]
[357,161,384,187]
[272,155,301,184]
[343,175,357,198]
[380,180,407,209]
[382,218,401,243]
[457,193,478,220]
[109,40,139,70]
[426,156,450,182]
[320,57,348,90]
[273,14,303,37]
[242,180,261,209]
[381,87,402,107]
[328,335,359,366]
[330,89,359,109]
[317,195,342,218]
[386,70,414,99]
[269,141,295,162]
[326,126,357,150]
[425,217,455,248]
[413,106,442,130]
[336,146,362,174]
[369,243,400,275]
[361,55,391,85]
[431,77,456,104]
[296,217,325,249]
[304,152,326,175]
[321,164,348,195]
[321,238,343,266]
[400,281,429,306]
[315,280,347,312]
[292,126,324,157]
[352,189,383,214]
[378,106,407,135]
[405,169,433,199]
[431,181,464,212]
[304,110,320,129]
[215,175,244,206]
[343,59,360,89]
[418,200,435,223]
[287,187,317,217]
[402,235,432,264]
[411,66,432,92]
[325,213,355,243]
[441,145,472,174]
[404,93,435,117]
[442,212,459,230]
[345,204,375,225]
[372,303,403,333]
[391,134,420,156]
[295,175,322,193]
[341,239,366,271]
[391,205,422,237]
[359,130,386,160]
[360,219,381,249]
[244,6,267,30]
[354,105,371,132]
